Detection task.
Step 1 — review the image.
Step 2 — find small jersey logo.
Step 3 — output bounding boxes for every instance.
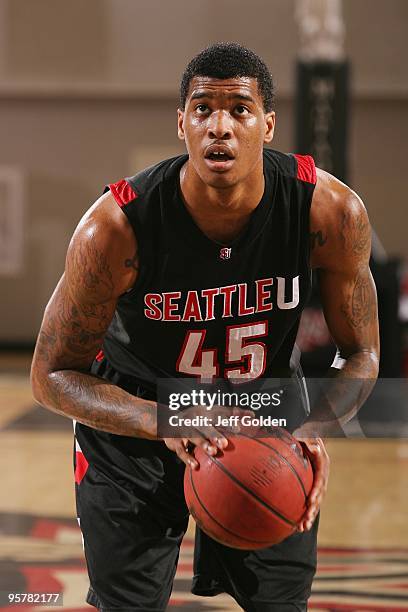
[219,247,232,260]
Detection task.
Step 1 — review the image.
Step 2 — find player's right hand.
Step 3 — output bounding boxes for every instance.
[163,406,254,469]
[163,436,225,469]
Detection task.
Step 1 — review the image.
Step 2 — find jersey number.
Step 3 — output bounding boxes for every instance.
[176,322,268,383]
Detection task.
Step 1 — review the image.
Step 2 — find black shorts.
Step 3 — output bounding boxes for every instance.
[75,359,318,611]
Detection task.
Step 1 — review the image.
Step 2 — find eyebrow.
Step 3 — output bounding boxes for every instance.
[190,91,255,103]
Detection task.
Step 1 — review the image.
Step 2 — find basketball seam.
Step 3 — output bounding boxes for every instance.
[189,469,275,545]
[208,455,297,528]
[236,432,309,502]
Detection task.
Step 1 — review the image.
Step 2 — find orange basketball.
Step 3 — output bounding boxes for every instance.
[184,429,313,549]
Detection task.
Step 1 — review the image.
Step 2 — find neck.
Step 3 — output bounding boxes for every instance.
[179,160,265,243]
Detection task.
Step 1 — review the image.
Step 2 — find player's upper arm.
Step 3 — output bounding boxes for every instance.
[310,169,380,362]
[31,191,138,387]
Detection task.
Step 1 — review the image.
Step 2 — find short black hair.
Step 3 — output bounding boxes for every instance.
[180,42,275,113]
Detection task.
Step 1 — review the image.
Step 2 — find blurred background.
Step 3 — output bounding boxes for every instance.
[0,0,407,351]
[0,1,408,610]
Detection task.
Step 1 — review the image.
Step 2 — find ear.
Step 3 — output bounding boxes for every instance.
[177,109,185,141]
[263,111,275,144]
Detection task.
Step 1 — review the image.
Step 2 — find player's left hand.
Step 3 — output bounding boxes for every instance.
[296,437,330,532]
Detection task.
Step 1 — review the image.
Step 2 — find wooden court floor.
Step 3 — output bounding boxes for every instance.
[1,354,408,611]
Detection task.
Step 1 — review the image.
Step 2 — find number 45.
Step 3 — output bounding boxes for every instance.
[176,321,268,383]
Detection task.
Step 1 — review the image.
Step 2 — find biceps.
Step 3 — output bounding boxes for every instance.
[318,267,379,355]
[33,274,117,372]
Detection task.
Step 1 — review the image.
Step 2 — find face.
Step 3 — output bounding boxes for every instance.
[177,76,275,189]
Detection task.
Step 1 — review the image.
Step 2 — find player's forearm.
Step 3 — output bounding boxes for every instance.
[31,369,158,439]
[300,349,379,435]
[326,349,378,421]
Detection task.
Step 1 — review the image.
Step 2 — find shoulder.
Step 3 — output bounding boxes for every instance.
[66,190,138,299]
[310,168,371,270]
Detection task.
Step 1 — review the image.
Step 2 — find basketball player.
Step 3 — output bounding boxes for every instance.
[31,43,379,611]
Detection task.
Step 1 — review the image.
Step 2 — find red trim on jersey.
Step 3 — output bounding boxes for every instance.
[109,179,138,208]
[95,349,104,362]
[294,154,317,185]
[74,451,89,484]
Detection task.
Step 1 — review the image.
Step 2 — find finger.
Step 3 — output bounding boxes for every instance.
[194,423,232,444]
[298,483,325,532]
[304,499,319,520]
[302,439,329,495]
[308,485,322,506]
[306,438,330,470]
[298,518,313,532]
[189,434,220,456]
[298,506,319,531]
[301,438,323,462]
[299,488,323,530]
[213,434,229,449]
[175,441,199,470]
[305,508,318,530]
[306,469,326,508]
[205,426,230,448]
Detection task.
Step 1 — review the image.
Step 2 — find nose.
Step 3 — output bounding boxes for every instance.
[207,110,233,140]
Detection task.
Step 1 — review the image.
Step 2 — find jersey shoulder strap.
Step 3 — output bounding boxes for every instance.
[105,153,187,225]
[263,148,317,185]
[106,154,187,207]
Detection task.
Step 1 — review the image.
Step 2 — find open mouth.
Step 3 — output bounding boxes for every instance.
[207,152,233,162]
[204,146,235,171]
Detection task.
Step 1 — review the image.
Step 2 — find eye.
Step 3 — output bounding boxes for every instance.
[235,105,250,115]
[195,104,209,114]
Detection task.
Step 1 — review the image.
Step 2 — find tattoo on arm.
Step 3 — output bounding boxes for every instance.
[340,271,377,331]
[299,189,379,435]
[32,239,157,439]
[341,210,371,255]
[47,370,157,438]
[38,241,115,366]
[310,230,327,250]
[73,241,115,301]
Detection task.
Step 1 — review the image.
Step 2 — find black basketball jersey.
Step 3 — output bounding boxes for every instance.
[74,148,316,484]
[100,149,316,393]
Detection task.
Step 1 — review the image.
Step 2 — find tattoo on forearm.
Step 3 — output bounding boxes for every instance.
[34,352,157,437]
[45,371,157,438]
[310,230,327,250]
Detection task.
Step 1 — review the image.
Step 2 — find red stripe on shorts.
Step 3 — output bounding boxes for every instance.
[75,451,89,484]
